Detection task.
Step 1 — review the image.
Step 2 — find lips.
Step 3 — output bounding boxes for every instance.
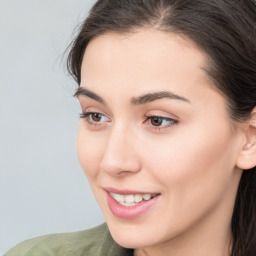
[109,192,158,206]
[105,188,160,219]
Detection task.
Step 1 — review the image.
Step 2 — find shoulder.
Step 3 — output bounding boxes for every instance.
[5,223,133,256]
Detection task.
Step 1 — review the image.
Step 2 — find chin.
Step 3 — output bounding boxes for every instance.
[106,219,166,249]
[110,230,153,249]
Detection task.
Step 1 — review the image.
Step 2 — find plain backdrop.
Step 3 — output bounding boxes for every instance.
[0,0,105,254]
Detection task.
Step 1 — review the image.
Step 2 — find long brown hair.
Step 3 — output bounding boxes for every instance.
[67,1,256,255]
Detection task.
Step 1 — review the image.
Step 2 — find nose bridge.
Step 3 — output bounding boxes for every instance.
[100,121,140,176]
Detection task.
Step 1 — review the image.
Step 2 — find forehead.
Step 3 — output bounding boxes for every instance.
[82,29,206,72]
[80,29,213,102]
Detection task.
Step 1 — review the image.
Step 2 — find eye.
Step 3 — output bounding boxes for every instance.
[80,112,111,125]
[145,115,178,129]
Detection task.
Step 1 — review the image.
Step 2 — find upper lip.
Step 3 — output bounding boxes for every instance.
[103,187,160,195]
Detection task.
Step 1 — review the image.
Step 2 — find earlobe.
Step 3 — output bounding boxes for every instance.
[236,109,256,170]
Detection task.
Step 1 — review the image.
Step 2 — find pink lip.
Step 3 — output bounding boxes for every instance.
[104,187,157,195]
[105,189,160,220]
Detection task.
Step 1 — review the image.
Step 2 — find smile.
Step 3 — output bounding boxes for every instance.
[106,189,160,219]
[109,192,158,206]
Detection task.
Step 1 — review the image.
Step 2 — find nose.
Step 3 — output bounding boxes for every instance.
[100,124,141,177]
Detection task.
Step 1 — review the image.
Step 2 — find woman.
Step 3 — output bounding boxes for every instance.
[6,0,256,255]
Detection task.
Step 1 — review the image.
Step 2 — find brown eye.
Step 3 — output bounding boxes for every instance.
[91,113,103,122]
[80,112,110,124]
[150,117,163,126]
[145,115,178,129]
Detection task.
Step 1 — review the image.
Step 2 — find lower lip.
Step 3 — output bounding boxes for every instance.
[106,192,160,219]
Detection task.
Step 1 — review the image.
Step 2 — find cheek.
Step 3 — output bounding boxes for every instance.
[77,124,104,180]
[136,124,238,232]
[141,122,236,198]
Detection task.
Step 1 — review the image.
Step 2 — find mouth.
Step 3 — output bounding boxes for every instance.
[105,188,160,219]
[109,192,159,206]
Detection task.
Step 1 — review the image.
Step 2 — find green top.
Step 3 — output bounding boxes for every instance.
[5,223,134,256]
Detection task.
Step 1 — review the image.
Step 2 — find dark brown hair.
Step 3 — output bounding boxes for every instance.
[67,1,256,255]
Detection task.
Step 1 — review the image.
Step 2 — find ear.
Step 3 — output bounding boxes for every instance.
[236,107,256,170]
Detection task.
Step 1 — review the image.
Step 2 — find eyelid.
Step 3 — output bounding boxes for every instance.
[144,113,178,131]
[145,109,178,119]
[79,107,178,132]
[80,106,110,118]
[80,112,110,119]
[80,111,111,126]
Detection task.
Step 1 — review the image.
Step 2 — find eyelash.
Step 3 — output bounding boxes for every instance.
[79,112,178,130]
[79,112,110,126]
[144,115,178,130]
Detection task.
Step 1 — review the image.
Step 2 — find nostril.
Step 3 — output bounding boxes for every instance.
[100,156,141,177]
[102,166,140,177]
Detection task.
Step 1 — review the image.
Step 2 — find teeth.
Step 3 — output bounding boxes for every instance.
[124,195,134,203]
[119,201,137,206]
[111,192,124,202]
[134,194,143,203]
[143,194,151,200]
[110,192,157,205]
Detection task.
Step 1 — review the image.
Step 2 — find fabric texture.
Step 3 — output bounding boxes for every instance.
[5,223,134,256]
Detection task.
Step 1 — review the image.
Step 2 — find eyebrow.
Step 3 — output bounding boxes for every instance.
[131,91,190,105]
[74,87,105,104]
[74,87,190,105]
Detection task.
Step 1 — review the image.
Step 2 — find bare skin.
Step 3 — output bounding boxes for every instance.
[76,29,255,256]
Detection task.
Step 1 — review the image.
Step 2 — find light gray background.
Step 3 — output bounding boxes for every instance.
[0,0,105,254]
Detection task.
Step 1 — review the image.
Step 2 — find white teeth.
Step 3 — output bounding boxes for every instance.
[110,192,157,205]
[119,201,137,206]
[124,195,135,203]
[143,194,151,200]
[110,192,125,202]
[134,194,143,203]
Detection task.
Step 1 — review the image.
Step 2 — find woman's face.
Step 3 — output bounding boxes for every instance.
[77,30,243,249]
